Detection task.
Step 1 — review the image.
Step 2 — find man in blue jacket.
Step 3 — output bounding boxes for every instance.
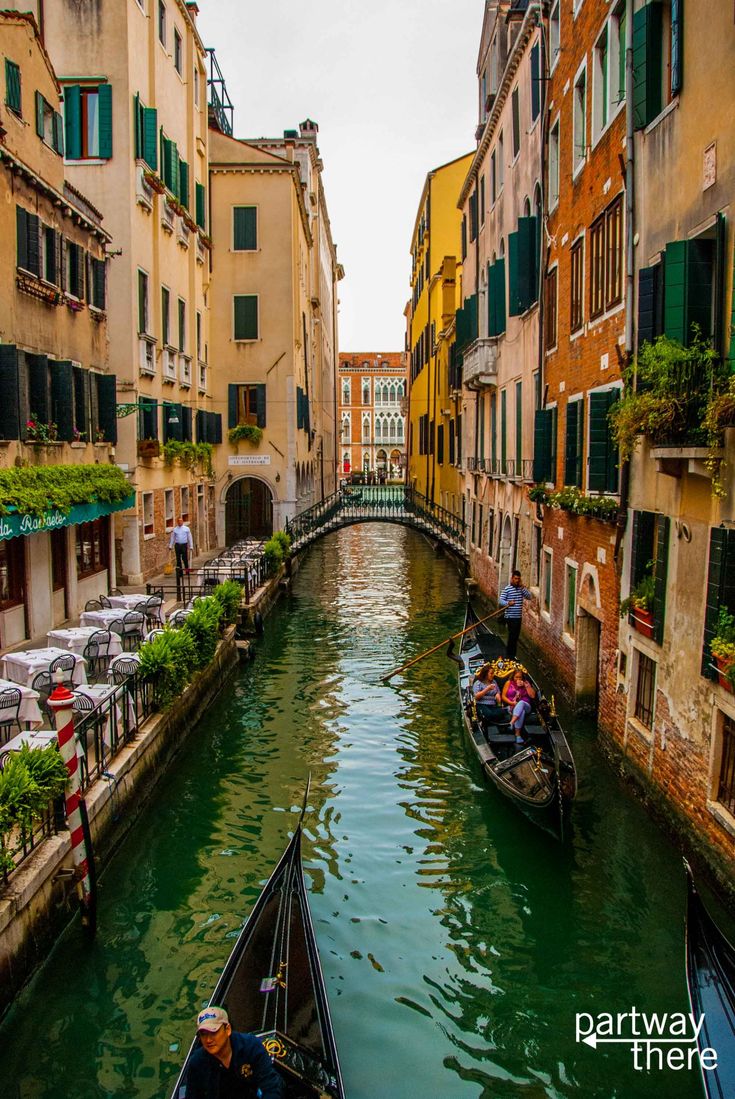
[183,1006,283,1098]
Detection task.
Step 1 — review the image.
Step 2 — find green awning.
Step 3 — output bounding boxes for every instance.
[0,494,135,542]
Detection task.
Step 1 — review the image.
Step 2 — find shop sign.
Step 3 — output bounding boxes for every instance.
[0,494,135,542]
[228,455,272,466]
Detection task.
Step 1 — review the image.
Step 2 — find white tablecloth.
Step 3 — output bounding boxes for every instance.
[75,683,135,746]
[47,627,123,659]
[0,728,57,765]
[80,609,129,630]
[107,594,148,611]
[0,678,43,729]
[0,648,87,688]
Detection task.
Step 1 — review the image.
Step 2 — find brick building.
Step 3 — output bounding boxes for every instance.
[338,353,407,481]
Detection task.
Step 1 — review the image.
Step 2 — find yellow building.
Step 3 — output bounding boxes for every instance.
[406,153,472,514]
[40,0,220,582]
[209,121,342,540]
[0,11,130,648]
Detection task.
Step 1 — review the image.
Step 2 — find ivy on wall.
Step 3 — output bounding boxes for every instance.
[0,464,132,518]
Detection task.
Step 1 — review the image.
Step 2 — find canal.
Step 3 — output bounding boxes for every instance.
[1,526,701,1098]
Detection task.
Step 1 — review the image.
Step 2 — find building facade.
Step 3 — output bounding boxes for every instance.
[407,152,473,510]
[209,120,342,542]
[338,352,407,481]
[41,0,222,582]
[458,1,544,605]
[0,11,129,648]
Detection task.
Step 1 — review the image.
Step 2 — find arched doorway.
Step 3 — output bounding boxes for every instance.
[576,568,602,713]
[498,515,513,589]
[225,478,273,543]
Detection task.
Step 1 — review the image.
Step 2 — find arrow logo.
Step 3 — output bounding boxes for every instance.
[583,1033,697,1049]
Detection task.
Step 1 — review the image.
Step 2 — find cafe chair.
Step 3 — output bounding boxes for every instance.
[99,594,112,608]
[49,653,76,685]
[0,687,22,744]
[31,671,53,727]
[85,598,102,611]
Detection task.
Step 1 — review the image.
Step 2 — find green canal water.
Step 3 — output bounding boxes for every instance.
[1,527,703,1098]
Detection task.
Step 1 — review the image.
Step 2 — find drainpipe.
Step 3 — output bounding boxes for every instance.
[536,5,547,434]
[614,0,635,564]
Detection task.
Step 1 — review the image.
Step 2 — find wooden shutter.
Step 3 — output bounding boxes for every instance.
[688,236,715,343]
[508,229,521,316]
[652,514,670,644]
[530,41,540,121]
[73,365,90,436]
[469,191,478,242]
[64,84,82,159]
[234,207,257,250]
[228,384,238,428]
[494,258,506,336]
[437,424,444,464]
[196,409,205,443]
[533,408,552,483]
[234,296,258,340]
[196,182,206,229]
[27,354,50,423]
[98,84,112,158]
[170,142,180,200]
[664,240,687,344]
[134,93,143,159]
[52,111,64,155]
[296,386,303,430]
[35,91,44,138]
[139,398,158,441]
[670,0,683,97]
[16,206,28,270]
[143,107,157,169]
[633,2,663,130]
[702,529,735,677]
[0,346,21,440]
[466,294,478,343]
[181,405,192,442]
[515,381,522,468]
[588,390,619,492]
[92,258,106,309]
[500,390,507,465]
[256,384,266,428]
[564,400,582,486]
[637,265,661,347]
[164,401,183,443]
[26,212,40,277]
[179,159,189,209]
[51,360,74,441]
[5,59,21,114]
[213,413,222,444]
[96,374,117,444]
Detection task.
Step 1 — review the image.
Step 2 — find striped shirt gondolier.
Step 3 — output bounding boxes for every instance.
[499,584,532,618]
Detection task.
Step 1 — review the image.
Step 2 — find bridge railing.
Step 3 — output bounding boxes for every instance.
[285,485,466,551]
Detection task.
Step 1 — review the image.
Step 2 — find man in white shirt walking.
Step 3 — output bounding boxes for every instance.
[170,516,194,574]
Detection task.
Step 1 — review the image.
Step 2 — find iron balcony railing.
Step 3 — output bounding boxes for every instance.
[206,49,234,136]
[467,457,534,481]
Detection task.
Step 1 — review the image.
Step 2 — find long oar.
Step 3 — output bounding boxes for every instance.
[382,608,505,681]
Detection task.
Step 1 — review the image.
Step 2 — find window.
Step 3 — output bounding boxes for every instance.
[542,548,552,613]
[161,287,171,346]
[588,389,620,493]
[549,3,560,71]
[487,509,495,558]
[590,195,623,318]
[89,257,106,310]
[158,1,166,46]
[490,150,497,205]
[66,241,85,300]
[228,384,266,428]
[181,486,190,523]
[570,237,584,333]
[16,206,40,277]
[35,92,63,154]
[362,413,371,444]
[164,488,174,532]
[178,298,186,352]
[5,58,21,117]
[233,206,257,251]
[628,510,670,644]
[634,651,656,729]
[342,378,350,405]
[0,538,24,608]
[703,528,735,679]
[717,716,735,816]
[546,267,558,349]
[63,84,111,159]
[515,381,522,469]
[590,216,606,319]
[193,65,200,106]
[548,119,560,210]
[498,131,504,191]
[479,175,485,226]
[565,563,577,636]
[233,295,258,340]
[142,492,154,537]
[76,517,109,578]
[469,190,478,243]
[511,87,520,159]
[531,523,542,587]
[174,28,182,74]
[633,0,683,130]
[564,397,584,487]
[138,270,149,334]
[362,378,371,405]
[42,225,59,285]
[592,27,609,143]
[573,66,587,173]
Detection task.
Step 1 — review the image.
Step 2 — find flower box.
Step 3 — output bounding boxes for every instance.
[631,608,655,639]
[714,654,735,693]
[137,439,160,459]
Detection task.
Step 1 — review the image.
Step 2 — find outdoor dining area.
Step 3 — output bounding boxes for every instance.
[196,538,267,594]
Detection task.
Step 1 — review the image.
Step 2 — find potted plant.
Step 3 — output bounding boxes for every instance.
[137,437,160,459]
[228,423,263,447]
[711,608,735,691]
[619,574,656,638]
[26,415,58,444]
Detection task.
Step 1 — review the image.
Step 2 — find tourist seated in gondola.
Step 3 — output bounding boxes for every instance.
[502,669,537,745]
[472,664,508,722]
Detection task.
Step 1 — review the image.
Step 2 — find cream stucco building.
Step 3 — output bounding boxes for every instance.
[209,120,342,541]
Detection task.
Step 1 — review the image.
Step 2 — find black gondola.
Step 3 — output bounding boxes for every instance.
[449,602,577,838]
[685,861,735,1099]
[171,793,345,1099]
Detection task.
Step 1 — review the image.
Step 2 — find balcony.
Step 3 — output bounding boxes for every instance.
[139,334,156,375]
[196,234,206,265]
[162,347,177,382]
[177,218,190,250]
[135,164,154,212]
[462,338,498,389]
[179,354,192,388]
[207,49,234,136]
[161,200,175,234]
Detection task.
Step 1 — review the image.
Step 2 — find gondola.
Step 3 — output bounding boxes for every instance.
[685,860,735,1099]
[171,788,345,1099]
[449,602,577,838]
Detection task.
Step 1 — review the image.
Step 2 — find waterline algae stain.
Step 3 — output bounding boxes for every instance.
[0,527,701,1097]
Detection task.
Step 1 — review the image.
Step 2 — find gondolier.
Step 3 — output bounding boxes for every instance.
[169,517,194,573]
[499,570,532,658]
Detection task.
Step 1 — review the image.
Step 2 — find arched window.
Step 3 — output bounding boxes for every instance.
[397,418,404,441]
[523,196,531,218]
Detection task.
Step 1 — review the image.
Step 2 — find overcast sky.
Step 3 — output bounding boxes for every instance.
[197,0,481,353]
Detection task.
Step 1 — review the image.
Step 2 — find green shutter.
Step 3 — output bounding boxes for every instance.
[169,142,180,199]
[0,345,21,440]
[652,514,670,644]
[515,381,522,468]
[234,207,257,250]
[509,219,537,315]
[664,240,688,344]
[26,212,40,277]
[500,389,507,465]
[64,84,82,159]
[181,405,192,442]
[5,59,21,115]
[134,93,143,159]
[96,374,117,445]
[670,0,683,97]
[142,107,157,169]
[533,408,552,483]
[51,361,74,441]
[494,258,506,335]
[617,7,627,105]
[138,397,158,441]
[52,111,64,155]
[234,296,258,340]
[530,41,540,121]
[98,84,112,158]
[35,90,44,137]
[633,1,663,130]
[638,265,661,347]
[16,206,28,270]
[550,406,558,484]
[213,413,222,444]
[687,236,715,343]
[256,385,267,428]
[196,182,206,229]
[179,159,189,209]
[27,354,50,424]
[508,230,521,316]
[228,384,238,428]
[491,393,497,466]
[564,399,583,487]
[588,390,620,492]
[703,528,726,678]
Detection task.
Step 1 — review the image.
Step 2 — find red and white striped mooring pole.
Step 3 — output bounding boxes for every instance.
[49,677,97,934]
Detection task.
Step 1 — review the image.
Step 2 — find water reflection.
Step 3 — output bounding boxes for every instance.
[0,525,700,1098]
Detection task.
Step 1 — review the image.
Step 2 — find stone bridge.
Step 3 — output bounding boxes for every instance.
[285,485,467,559]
